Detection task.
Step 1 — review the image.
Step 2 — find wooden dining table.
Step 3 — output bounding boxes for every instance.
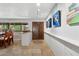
[0,32,5,34]
[0,32,5,37]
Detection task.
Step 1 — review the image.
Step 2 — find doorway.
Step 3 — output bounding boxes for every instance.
[32,22,44,40]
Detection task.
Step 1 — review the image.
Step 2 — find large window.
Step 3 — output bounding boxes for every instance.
[9,23,22,32]
[0,23,23,32]
[0,24,9,31]
[2,24,9,31]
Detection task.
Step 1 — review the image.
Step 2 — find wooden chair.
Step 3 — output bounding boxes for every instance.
[8,31,14,45]
[0,30,14,48]
[0,32,9,48]
[0,35,5,47]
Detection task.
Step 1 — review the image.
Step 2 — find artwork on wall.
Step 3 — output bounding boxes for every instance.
[53,10,61,27]
[48,18,52,28]
[46,21,48,28]
[67,3,79,26]
[46,18,52,28]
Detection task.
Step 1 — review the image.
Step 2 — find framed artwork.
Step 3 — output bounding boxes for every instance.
[46,21,48,28]
[53,10,61,27]
[46,18,52,28]
[67,3,79,26]
[48,18,52,28]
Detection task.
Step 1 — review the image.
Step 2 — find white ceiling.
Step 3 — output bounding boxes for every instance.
[0,3,55,20]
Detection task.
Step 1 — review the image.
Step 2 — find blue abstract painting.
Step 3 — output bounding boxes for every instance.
[53,10,61,27]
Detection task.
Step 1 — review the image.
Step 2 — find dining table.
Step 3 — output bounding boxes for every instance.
[0,32,5,37]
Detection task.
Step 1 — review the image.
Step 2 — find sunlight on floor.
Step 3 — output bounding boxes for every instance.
[0,40,54,56]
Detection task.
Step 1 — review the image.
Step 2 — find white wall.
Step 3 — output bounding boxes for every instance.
[45,3,79,41]
[44,3,79,56]
[44,33,79,56]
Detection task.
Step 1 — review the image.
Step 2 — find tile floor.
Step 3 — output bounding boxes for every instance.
[0,40,54,56]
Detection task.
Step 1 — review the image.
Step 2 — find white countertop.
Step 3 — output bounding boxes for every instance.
[45,31,79,47]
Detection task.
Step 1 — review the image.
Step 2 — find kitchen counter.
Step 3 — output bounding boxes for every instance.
[21,31,32,46]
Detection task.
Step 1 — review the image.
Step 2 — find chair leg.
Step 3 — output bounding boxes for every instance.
[0,40,3,47]
[12,38,14,44]
[3,41,6,48]
[8,39,11,45]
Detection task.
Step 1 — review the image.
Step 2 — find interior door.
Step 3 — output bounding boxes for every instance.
[32,22,39,40]
[32,22,44,40]
[38,22,44,39]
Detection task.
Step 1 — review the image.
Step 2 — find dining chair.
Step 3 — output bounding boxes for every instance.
[0,30,14,48]
[0,32,9,48]
[0,35,5,47]
[3,31,10,48]
[8,31,14,45]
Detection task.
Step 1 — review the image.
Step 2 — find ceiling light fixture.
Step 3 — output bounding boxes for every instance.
[36,3,40,7]
[38,8,40,11]
[36,3,40,20]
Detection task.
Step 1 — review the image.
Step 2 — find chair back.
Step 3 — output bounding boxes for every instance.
[4,31,10,40]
